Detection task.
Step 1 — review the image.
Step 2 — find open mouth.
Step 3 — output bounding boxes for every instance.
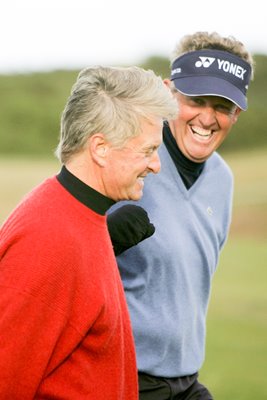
[191,125,214,141]
[137,177,145,188]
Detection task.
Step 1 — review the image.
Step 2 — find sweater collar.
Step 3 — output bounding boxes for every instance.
[163,122,205,189]
[56,165,115,215]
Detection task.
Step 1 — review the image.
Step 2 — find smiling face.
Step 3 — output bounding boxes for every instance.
[168,91,241,163]
[104,116,163,201]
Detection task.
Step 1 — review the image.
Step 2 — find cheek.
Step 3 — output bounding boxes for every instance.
[178,104,196,120]
[220,115,236,134]
[128,153,149,173]
[111,162,135,185]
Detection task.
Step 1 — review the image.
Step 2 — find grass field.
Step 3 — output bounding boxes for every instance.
[199,149,267,399]
[1,149,267,399]
[200,237,267,399]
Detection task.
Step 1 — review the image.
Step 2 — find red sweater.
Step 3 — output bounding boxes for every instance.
[0,177,138,399]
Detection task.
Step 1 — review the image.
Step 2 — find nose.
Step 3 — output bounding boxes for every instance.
[198,106,217,128]
[148,150,161,174]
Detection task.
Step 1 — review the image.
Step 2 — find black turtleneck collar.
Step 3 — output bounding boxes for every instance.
[163,122,205,189]
[56,165,115,215]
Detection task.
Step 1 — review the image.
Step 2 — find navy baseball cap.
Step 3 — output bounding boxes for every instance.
[170,49,252,110]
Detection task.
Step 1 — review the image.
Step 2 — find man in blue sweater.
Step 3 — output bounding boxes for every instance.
[108,32,254,399]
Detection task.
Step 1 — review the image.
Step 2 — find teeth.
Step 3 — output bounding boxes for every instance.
[191,126,212,137]
[137,178,144,189]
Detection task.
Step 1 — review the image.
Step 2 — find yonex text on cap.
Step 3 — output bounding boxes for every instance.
[171,49,252,110]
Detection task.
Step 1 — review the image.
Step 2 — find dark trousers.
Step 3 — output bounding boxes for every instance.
[138,372,213,400]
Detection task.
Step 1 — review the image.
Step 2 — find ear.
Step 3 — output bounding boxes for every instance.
[232,107,242,124]
[88,133,109,167]
[163,78,172,89]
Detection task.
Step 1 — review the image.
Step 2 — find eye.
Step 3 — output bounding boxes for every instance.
[215,104,236,115]
[143,146,158,157]
[145,148,155,156]
[188,97,204,106]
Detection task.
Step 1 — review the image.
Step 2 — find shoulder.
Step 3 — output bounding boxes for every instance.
[207,152,233,181]
[1,177,83,256]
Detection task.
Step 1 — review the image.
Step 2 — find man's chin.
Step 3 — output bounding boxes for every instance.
[129,189,143,201]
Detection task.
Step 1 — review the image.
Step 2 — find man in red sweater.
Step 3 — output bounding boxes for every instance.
[0,66,177,399]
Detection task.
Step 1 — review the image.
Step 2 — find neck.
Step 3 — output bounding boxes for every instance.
[65,153,105,195]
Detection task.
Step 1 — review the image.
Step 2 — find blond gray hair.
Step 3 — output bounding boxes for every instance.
[170,31,255,79]
[55,66,178,163]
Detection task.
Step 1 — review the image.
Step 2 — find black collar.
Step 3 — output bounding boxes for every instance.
[56,165,115,215]
[163,122,205,189]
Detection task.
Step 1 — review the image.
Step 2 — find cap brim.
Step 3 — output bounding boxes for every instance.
[173,76,247,111]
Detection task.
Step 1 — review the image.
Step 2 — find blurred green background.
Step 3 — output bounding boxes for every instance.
[1,54,267,156]
[1,55,267,399]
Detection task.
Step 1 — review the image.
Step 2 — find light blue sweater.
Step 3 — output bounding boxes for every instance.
[111,144,233,377]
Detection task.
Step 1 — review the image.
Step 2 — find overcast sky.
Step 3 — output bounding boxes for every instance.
[1,0,266,73]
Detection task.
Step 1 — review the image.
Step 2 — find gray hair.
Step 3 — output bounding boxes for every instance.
[170,31,255,79]
[55,66,178,164]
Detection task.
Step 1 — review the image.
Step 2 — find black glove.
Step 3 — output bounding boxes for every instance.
[107,205,155,256]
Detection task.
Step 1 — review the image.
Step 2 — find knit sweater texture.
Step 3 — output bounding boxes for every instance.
[0,176,138,399]
[111,144,233,377]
